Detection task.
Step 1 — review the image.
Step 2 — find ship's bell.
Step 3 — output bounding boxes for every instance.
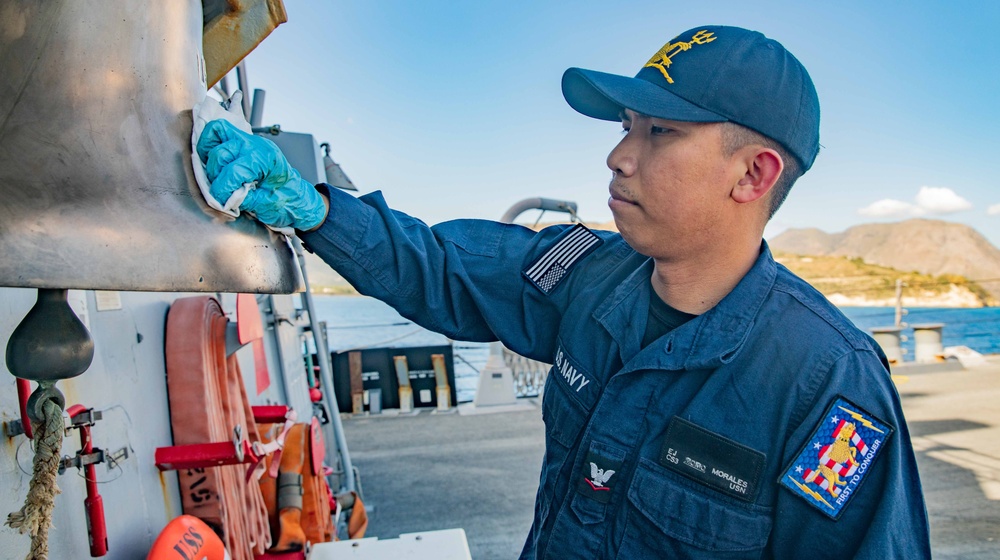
[0,0,300,293]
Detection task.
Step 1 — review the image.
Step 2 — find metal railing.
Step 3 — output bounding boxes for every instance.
[501,347,550,398]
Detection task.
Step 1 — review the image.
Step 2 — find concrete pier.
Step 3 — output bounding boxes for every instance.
[343,358,1000,559]
[897,357,1000,559]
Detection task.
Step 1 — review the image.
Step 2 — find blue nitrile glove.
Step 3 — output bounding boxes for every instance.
[196,119,328,231]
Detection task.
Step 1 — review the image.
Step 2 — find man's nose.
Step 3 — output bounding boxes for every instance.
[607,135,636,177]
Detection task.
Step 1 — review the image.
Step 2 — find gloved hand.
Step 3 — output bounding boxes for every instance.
[196,119,328,231]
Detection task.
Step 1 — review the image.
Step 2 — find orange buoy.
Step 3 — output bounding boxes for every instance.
[147,515,229,560]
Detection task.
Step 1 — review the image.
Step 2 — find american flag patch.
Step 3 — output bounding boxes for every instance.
[523,224,602,294]
[779,396,893,520]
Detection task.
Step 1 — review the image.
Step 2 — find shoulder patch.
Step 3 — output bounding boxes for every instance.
[779,396,893,520]
[522,224,602,294]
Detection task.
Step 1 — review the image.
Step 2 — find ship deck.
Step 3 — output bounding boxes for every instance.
[342,358,1000,559]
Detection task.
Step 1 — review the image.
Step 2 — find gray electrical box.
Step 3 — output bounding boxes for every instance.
[264,131,326,186]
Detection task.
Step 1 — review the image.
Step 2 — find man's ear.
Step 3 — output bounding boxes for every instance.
[732,148,783,204]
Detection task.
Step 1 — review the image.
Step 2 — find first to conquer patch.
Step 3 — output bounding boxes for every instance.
[779,396,893,520]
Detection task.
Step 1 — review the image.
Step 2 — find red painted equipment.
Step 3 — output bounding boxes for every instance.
[155,407,295,478]
[252,406,292,425]
[66,404,109,557]
[15,378,33,439]
[154,436,263,472]
[254,551,305,560]
[237,293,271,395]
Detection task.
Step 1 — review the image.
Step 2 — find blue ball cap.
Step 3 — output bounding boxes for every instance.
[562,25,820,170]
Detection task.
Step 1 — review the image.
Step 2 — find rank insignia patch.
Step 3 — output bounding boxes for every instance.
[523,224,602,295]
[779,396,893,520]
[577,446,623,504]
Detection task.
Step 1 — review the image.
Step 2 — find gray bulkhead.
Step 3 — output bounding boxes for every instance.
[0,287,321,558]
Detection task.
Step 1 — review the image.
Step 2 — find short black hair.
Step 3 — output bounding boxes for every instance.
[720,122,803,219]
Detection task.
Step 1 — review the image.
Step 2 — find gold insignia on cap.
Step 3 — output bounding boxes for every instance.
[643,30,716,84]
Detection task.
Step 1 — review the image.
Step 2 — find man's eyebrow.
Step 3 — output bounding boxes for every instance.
[619,109,639,121]
[650,116,693,128]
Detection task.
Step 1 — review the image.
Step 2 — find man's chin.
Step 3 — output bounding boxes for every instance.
[614,221,640,252]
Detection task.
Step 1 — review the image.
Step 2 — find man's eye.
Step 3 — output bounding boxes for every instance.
[651,126,673,135]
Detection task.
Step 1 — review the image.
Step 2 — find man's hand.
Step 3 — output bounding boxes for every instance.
[196,119,329,231]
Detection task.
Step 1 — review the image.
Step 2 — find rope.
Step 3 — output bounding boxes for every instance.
[5,396,64,560]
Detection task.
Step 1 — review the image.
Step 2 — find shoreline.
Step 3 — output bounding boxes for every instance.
[827,285,989,309]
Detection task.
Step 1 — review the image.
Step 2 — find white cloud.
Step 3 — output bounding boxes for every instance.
[858,186,971,218]
[988,204,1000,216]
[914,186,972,214]
[858,199,924,218]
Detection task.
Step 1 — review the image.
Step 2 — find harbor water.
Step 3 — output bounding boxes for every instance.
[312,296,1000,403]
[841,307,1000,356]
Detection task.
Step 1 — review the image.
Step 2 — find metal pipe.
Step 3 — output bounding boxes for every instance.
[499,197,578,224]
[249,88,266,128]
[264,295,294,407]
[291,238,356,493]
[235,61,252,121]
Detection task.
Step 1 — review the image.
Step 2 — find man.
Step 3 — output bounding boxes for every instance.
[199,25,930,559]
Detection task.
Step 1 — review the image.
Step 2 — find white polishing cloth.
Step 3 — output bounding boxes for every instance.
[190,91,292,236]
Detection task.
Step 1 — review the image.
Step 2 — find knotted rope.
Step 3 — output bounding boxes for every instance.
[5,396,64,560]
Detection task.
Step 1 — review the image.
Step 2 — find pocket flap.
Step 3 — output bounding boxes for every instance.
[541,372,587,448]
[628,459,772,552]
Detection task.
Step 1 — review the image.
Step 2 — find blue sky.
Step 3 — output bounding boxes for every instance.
[240,1,1000,245]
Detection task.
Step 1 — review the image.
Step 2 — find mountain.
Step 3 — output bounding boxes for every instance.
[770,219,1000,299]
[768,227,836,255]
[775,253,993,307]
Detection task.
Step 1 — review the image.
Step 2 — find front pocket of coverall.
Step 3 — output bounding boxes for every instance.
[540,493,608,559]
[538,373,588,523]
[543,440,628,558]
[541,369,589,449]
[617,458,773,559]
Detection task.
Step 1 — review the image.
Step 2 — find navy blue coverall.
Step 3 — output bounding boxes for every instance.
[301,186,932,559]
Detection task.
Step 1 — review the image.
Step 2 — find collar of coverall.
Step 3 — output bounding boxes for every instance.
[593,241,777,372]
